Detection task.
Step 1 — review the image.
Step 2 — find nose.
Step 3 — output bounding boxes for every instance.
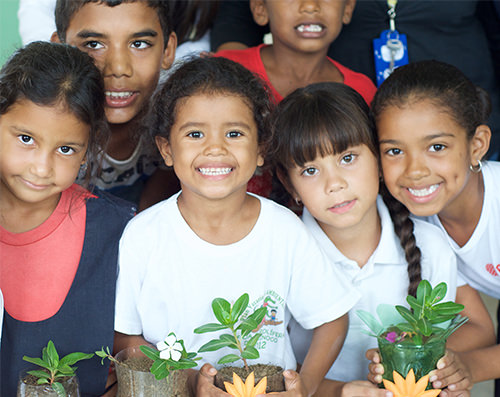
[203,134,227,157]
[299,0,320,13]
[102,45,133,78]
[405,153,430,180]
[324,169,346,194]
[30,150,53,179]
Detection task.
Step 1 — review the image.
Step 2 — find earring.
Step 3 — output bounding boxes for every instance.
[294,197,302,206]
[469,159,482,173]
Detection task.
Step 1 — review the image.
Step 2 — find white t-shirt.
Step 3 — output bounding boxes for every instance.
[425,161,500,299]
[115,193,360,370]
[289,196,457,382]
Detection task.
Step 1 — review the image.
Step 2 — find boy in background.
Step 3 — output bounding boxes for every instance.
[52,0,179,210]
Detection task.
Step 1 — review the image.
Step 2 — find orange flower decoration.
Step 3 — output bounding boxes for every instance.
[383,369,441,397]
[224,371,267,397]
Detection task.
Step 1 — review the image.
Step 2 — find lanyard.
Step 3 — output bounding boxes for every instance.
[387,0,398,32]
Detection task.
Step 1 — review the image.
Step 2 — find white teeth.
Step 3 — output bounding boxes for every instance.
[198,167,232,176]
[105,91,133,98]
[297,24,323,33]
[334,201,350,208]
[408,184,439,197]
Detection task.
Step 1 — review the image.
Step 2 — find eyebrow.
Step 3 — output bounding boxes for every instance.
[178,122,253,130]
[379,132,456,145]
[76,29,158,39]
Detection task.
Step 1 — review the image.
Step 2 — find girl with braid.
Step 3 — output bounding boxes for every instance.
[367,60,500,396]
[269,82,493,397]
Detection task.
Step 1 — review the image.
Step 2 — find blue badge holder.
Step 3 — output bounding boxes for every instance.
[373,29,409,87]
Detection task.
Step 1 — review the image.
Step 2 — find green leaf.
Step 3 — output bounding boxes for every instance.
[245,333,261,349]
[430,282,447,304]
[194,323,228,334]
[212,298,232,325]
[60,352,94,367]
[27,370,51,379]
[218,354,241,364]
[248,307,267,323]
[46,340,60,369]
[241,346,259,360]
[37,378,50,385]
[238,317,260,332]
[219,334,239,349]
[395,306,418,327]
[56,364,75,377]
[139,345,160,362]
[415,280,432,305]
[406,295,424,319]
[432,302,465,316]
[51,382,67,397]
[417,318,433,336]
[171,358,199,369]
[198,338,234,352]
[356,310,383,335]
[42,346,49,367]
[231,293,249,323]
[151,359,169,380]
[23,356,49,369]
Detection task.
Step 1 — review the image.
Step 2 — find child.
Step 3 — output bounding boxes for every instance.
[52,0,178,210]
[113,56,361,396]
[368,60,500,395]
[270,82,494,396]
[0,42,134,396]
[215,0,376,198]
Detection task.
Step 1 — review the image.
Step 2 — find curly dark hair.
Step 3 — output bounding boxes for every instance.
[271,82,422,297]
[149,56,274,148]
[55,0,172,48]
[0,41,108,186]
[372,60,491,140]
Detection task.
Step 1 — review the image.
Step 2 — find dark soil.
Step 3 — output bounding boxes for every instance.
[121,356,153,372]
[18,373,78,396]
[215,364,285,393]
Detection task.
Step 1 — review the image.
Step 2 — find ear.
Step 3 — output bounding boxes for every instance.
[155,136,174,167]
[276,167,299,200]
[257,144,265,168]
[161,32,177,70]
[250,0,269,27]
[469,124,491,164]
[50,31,62,43]
[342,0,356,25]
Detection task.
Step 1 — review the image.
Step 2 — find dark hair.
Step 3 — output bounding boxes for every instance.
[271,82,422,297]
[170,0,219,45]
[0,41,108,185]
[55,0,172,47]
[149,56,273,146]
[372,60,492,140]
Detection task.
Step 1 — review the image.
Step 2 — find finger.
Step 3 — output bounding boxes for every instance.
[199,363,217,383]
[366,348,381,363]
[283,369,302,391]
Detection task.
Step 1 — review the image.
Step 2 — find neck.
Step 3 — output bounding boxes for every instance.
[318,204,381,268]
[438,171,485,247]
[177,187,260,245]
[106,120,140,161]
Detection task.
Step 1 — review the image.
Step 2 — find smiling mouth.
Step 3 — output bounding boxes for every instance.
[296,24,324,33]
[198,167,233,176]
[105,91,134,99]
[408,184,440,197]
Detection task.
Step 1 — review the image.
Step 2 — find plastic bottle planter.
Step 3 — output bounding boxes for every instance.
[115,346,189,397]
[214,362,285,393]
[17,369,80,397]
[377,336,446,384]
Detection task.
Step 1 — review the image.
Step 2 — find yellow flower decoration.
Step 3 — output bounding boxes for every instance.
[383,369,441,397]
[224,371,267,397]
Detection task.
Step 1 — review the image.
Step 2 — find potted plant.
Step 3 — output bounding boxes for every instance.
[357,280,468,386]
[97,333,199,397]
[17,340,94,397]
[194,293,285,393]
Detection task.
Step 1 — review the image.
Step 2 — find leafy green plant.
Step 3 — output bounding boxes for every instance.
[194,293,267,371]
[95,346,118,365]
[357,280,468,345]
[22,340,94,396]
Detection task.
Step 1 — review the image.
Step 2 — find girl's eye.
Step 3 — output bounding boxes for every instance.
[430,143,445,152]
[302,167,318,176]
[58,146,75,155]
[131,40,151,49]
[385,148,402,156]
[187,131,203,138]
[83,41,104,50]
[226,130,243,138]
[18,135,34,145]
[340,153,356,164]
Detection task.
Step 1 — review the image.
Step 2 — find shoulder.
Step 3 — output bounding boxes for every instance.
[258,195,304,226]
[214,45,263,69]
[328,58,376,104]
[411,216,452,250]
[87,187,136,220]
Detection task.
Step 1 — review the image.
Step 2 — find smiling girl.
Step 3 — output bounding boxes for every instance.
[369,60,500,395]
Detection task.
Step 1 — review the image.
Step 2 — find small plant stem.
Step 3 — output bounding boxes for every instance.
[231,328,249,371]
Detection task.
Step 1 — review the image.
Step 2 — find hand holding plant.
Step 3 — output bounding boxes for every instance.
[22,340,93,396]
[194,293,267,371]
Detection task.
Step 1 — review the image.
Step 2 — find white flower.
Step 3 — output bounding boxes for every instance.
[156,334,182,361]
